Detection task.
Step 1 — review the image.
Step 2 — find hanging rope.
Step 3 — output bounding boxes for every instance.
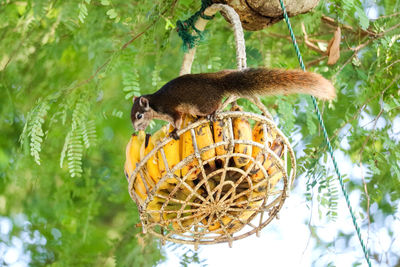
[277,0,371,266]
[176,0,214,51]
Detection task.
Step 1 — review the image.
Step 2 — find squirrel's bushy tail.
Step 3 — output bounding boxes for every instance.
[221,68,336,100]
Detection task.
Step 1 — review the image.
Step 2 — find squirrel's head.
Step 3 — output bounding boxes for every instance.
[131,96,152,131]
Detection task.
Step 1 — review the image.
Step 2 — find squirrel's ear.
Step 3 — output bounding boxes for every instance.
[139,97,149,110]
[132,96,138,103]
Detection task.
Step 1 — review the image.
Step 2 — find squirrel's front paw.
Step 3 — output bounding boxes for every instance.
[169,129,179,140]
[206,111,218,122]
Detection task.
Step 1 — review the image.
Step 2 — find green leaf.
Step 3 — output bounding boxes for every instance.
[277,98,295,134]
[106,8,117,19]
[355,6,370,30]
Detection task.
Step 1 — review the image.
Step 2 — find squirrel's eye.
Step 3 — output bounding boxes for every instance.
[136,113,143,120]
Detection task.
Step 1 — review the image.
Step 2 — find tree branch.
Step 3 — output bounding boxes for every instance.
[68,1,178,93]
[121,0,178,50]
[321,15,378,37]
[377,12,400,19]
[306,55,327,68]
[376,22,400,37]
[301,22,326,54]
[383,59,400,72]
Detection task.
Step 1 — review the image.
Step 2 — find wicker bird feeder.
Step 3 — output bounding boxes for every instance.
[126,4,296,248]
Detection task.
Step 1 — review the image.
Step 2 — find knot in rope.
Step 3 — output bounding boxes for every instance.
[176,0,214,51]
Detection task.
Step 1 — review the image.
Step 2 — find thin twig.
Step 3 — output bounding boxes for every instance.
[358,162,370,245]
[357,91,387,241]
[383,59,400,72]
[333,38,372,79]
[350,39,373,52]
[377,12,400,19]
[264,32,328,44]
[121,23,157,50]
[122,0,178,49]
[306,55,328,68]
[321,15,378,37]
[376,22,400,37]
[302,190,314,260]
[333,51,355,79]
[67,58,112,92]
[265,32,298,41]
[301,22,326,54]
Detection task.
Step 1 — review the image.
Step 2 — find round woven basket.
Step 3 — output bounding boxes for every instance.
[128,109,296,247]
[127,4,296,248]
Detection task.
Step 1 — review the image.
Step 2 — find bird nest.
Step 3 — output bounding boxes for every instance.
[126,108,296,247]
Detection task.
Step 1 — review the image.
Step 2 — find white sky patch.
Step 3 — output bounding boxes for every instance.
[332,149,353,175]
[359,110,373,130]
[290,126,304,152]
[389,116,400,142]
[365,2,379,20]
[377,227,391,252]
[0,217,12,236]
[339,123,352,150]
[340,134,350,150]
[4,247,19,265]
[351,163,371,182]
[359,110,387,131]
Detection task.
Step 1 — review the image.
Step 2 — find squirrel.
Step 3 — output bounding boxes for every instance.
[131,68,335,138]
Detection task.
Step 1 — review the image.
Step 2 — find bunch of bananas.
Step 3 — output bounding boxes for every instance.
[124,104,285,235]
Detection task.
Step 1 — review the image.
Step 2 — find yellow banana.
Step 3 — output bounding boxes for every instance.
[142,134,162,185]
[155,182,202,205]
[213,119,230,166]
[181,115,200,180]
[250,188,268,201]
[231,105,252,167]
[125,131,148,201]
[203,195,249,234]
[195,121,216,170]
[244,121,264,179]
[158,124,181,183]
[234,195,248,208]
[268,169,284,190]
[234,199,263,229]
[202,217,216,231]
[248,122,284,183]
[213,216,235,234]
[261,139,284,186]
[138,133,156,191]
[163,202,192,221]
[124,137,134,182]
[202,215,230,232]
[218,199,263,234]
[172,217,195,232]
[146,197,164,223]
